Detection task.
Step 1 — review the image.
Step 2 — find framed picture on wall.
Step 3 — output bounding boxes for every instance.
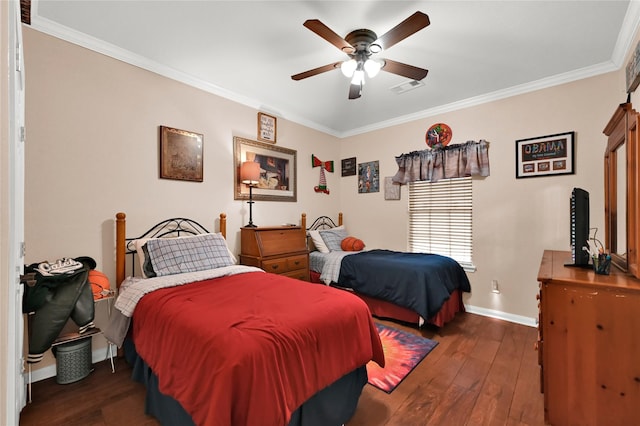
[626,40,640,93]
[159,126,204,182]
[341,157,356,176]
[384,177,401,200]
[358,161,379,193]
[234,136,297,202]
[257,112,277,144]
[515,131,575,179]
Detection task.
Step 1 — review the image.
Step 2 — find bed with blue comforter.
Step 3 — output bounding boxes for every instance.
[338,249,470,320]
[306,214,470,327]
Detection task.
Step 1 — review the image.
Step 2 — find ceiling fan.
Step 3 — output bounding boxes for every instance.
[291,12,430,100]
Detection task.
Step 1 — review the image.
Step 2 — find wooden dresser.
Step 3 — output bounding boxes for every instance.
[239,226,309,281]
[537,250,640,425]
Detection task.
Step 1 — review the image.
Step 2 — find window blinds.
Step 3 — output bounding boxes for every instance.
[408,177,474,269]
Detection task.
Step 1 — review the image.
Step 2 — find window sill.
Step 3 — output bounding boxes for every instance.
[460,263,477,273]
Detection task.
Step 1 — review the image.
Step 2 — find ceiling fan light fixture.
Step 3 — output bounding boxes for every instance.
[341,59,357,77]
[369,43,382,54]
[294,12,431,99]
[364,59,382,78]
[351,69,365,86]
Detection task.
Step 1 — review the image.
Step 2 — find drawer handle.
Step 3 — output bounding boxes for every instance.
[270,265,279,270]
[293,261,300,265]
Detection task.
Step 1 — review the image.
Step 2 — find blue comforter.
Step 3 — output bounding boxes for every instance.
[337,249,471,320]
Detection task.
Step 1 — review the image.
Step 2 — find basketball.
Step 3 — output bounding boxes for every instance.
[89,269,110,300]
[341,236,365,252]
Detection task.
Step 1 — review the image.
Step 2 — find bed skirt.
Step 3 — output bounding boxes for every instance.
[310,270,464,327]
[123,338,368,426]
[357,289,464,327]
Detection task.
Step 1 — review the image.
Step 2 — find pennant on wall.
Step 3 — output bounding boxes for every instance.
[312,155,334,194]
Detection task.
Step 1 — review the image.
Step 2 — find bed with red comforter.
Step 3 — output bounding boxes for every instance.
[109,213,384,426]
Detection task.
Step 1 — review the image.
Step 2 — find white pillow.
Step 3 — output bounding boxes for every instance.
[132,233,236,278]
[307,226,344,253]
[307,230,328,253]
[133,238,152,278]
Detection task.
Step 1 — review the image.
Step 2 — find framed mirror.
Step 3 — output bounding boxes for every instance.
[603,103,639,277]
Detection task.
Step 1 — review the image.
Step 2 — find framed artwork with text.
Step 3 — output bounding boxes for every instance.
[516,131,575,179]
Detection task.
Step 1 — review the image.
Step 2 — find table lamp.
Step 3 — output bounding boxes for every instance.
[241,161,260,227]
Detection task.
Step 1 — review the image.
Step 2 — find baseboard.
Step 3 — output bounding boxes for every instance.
[465,304,538,327]
[27,344,114,384]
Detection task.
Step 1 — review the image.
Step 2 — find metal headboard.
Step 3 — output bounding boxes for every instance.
[302,213,343,252]
[124,217,210,254]
[123,218,210,278]
[307,215,339,231]
[115,212,227,287]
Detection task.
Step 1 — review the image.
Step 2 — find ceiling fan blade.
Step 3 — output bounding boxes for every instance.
[348,83,362,99]
[291,62,341,81]
[374,12,430,51]
[304,19,355,54]
[382,59,428,81]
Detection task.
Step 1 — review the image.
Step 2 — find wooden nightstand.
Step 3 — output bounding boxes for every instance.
[240,226,309,281]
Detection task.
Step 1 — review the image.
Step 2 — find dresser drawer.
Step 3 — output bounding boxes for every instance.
[287,255,308,271]
[262,255,309,275]
[282,269,310,281]
[262,258,289,274]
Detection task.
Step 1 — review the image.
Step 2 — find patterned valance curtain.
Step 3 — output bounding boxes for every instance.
[392,140,490,184]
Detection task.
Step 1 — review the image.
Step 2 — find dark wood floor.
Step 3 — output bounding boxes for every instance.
[19,312,545,426]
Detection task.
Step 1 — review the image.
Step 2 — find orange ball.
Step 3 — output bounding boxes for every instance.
[341,236,365,251]
[88,269,110,300]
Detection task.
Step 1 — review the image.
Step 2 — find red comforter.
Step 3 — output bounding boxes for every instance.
[132,271,384,426]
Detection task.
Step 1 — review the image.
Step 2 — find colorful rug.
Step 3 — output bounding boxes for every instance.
[366,322,438,393]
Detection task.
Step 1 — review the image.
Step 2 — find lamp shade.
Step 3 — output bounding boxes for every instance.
[241,161,260,184]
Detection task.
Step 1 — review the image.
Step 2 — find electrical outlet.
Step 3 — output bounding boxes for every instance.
[491,280,500,294]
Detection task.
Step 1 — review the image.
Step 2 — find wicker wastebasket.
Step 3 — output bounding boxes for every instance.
[54,338,92,384]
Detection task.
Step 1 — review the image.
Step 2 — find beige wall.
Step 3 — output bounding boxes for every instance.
[22,28,342,376]
[22,23,631,378]
[23,28,342,269]
[339,72,625,321]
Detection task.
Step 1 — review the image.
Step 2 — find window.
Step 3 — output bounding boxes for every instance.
[408,177,475,271]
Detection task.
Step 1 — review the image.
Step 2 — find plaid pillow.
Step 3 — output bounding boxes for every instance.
[319,227,348,251]
[145,233,234,277]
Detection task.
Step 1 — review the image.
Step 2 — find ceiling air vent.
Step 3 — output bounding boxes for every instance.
[390,80,424,95]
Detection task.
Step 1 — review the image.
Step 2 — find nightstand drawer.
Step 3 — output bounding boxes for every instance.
[262,258,289,273]
[287,255,308,271]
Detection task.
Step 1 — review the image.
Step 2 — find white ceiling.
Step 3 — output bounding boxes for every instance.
[30,1,640,137]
